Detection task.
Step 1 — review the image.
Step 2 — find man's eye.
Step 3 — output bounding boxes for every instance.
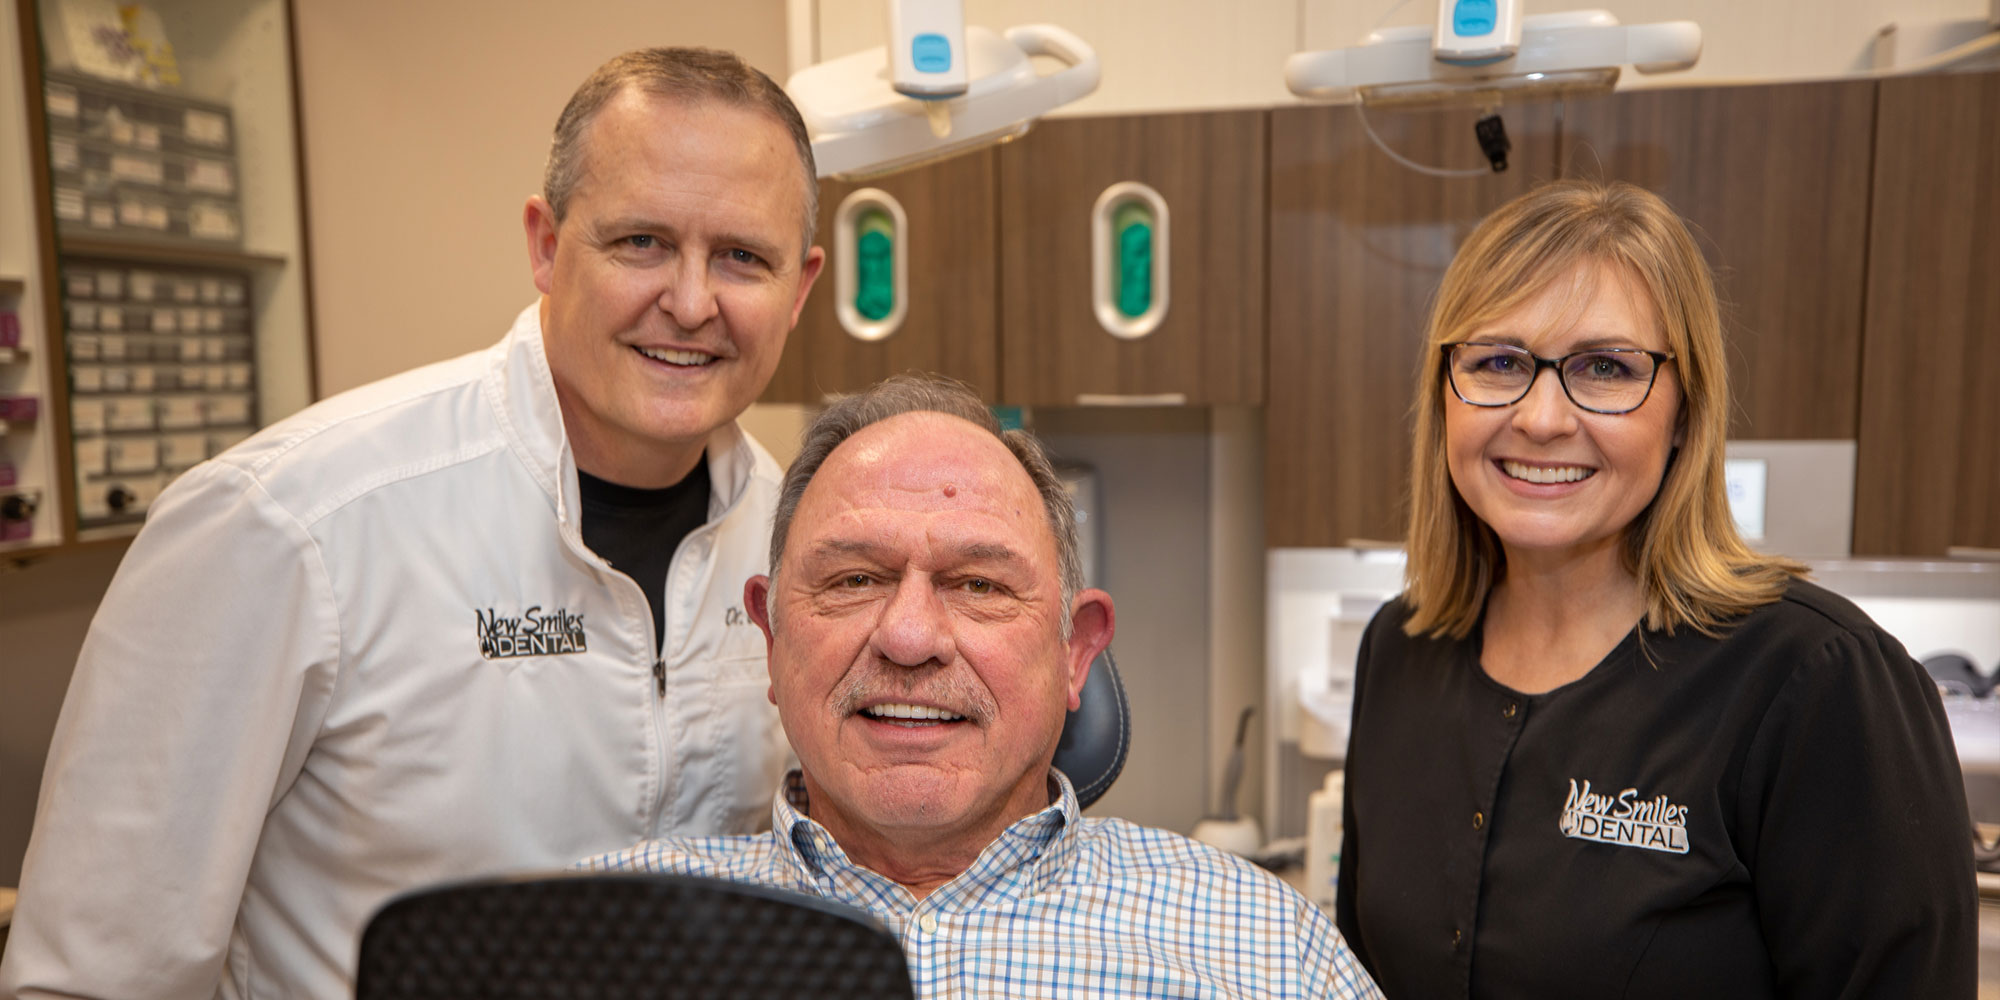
[726,248,762,266]
[962,579,993,594]
[842,573,873,588]
[625,235,657,249]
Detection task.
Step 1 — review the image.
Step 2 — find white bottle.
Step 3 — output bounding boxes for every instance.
[1304,769,1345,911]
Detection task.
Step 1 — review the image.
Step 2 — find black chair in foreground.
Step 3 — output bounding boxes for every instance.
[355,872,913,1000]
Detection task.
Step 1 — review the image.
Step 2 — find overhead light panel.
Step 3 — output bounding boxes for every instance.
[789,0,1101,180]
[1286,4,1702,109]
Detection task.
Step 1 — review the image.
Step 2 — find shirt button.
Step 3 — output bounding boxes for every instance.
[1472,811,1485,830]
[1503,702,1518,719]
[1452,928,1463,947]
[918,912,939,934]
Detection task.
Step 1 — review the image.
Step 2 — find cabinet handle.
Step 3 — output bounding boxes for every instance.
[832,188,908,342]
[1074,392,1187,407]
[1091,182,1169,339]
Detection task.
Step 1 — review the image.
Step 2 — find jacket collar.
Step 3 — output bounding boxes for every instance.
[483,301,767,530]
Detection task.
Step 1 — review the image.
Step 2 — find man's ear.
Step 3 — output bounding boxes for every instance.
[524,195,561,295]
[1062,589,1115,712]
[788,246,826,328]
[745,575,778,704]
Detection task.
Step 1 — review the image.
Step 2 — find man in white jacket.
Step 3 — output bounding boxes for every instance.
[1,47,824,1000]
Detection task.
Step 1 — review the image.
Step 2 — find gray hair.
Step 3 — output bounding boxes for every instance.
[769,373,1083,636]
[543,47,819,257]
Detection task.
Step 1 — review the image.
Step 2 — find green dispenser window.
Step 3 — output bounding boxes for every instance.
[855,211,896,322]
[1113,202,1153,318]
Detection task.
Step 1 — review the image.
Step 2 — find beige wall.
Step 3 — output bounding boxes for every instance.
[292,0,791,394]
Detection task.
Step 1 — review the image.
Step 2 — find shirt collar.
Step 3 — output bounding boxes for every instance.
[769,768,1085,908]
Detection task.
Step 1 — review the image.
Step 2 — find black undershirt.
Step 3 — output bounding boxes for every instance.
[577,460,710,654]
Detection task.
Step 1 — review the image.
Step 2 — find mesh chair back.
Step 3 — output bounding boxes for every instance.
[356,871,914,1000]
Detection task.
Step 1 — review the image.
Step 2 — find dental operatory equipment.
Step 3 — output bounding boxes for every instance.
[1286,1,1701,108]
[786,0,1101,180]
[1286,1,1701,175]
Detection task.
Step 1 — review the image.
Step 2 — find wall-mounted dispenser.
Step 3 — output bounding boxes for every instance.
[1090,182,1168,339]
[832,188,909,342]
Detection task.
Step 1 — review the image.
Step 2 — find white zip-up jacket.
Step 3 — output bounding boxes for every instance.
[2,305,792,999]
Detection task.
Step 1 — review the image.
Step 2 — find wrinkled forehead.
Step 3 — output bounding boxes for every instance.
[793,413,1052,551]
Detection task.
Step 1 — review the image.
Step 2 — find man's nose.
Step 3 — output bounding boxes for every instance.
[1511,366,1580,439]
[658,254,720,330]
[870,576,955,669]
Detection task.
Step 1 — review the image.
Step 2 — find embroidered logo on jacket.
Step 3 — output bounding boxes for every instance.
[1558,778,1690,854]
[476,606,588,659]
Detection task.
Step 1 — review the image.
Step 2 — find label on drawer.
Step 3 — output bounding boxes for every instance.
[108,437,161,474]
[73,436,108,475]
[55,187,85,221]
[107,397,156,431]
[178,338,205,362]
[129,367,157,392]
[69,334,101,361]
[72,367,104,393]
[206,394,253,426]
[184,110,229,147]
[71,399,107,435]
[111,153,164,186]
[99,307,125,332]
[95,270,125,299]
[128,271,158,301]
[45,84,78,119]
[152,308,178,333]
[51,137,79,171]
[157,396,206,430]
[87,201,114,229]
[99,334,127,360]
[101,367,132,393]
[188,202,242,241]
[160,432,207,469]
[224,363,253,390]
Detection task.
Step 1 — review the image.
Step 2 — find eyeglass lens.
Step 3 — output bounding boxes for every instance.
[1448,343,1660,413]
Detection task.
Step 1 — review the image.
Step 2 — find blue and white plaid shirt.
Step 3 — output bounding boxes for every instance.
[583,770,1380,999]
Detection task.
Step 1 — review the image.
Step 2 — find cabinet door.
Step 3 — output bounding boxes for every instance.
[1559,82,1876,440]
[998,111,1265,406]
[1853,72,2000,556]
[768,150,1000,403]
[1265,103,1559,548]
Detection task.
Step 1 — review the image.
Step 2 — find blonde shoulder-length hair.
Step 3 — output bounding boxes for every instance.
[1403,179,1802,640]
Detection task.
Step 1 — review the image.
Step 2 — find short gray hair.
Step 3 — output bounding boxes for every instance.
[770,374,1083,634]
[543,47,819,256]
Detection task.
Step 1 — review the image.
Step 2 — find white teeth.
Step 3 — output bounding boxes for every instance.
[1502,461,1594,484]
[863,703,965,722]
[636,346,714,366]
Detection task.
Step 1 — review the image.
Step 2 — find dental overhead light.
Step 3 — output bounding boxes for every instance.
[1288,1,1701,108]
[1287,1,1701,173]
[787,0,1102,181]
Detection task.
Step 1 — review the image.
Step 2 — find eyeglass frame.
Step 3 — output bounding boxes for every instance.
[1439,342,1677,415]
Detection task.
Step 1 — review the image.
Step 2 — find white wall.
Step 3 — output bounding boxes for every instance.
[291,0,792,395]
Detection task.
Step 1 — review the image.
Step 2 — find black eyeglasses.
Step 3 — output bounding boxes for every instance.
[1441,342,1676,415]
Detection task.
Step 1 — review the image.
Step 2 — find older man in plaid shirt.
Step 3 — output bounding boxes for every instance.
[586,374,1380,999]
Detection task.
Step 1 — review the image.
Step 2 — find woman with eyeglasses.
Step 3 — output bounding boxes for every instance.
[1333,180,1974,997]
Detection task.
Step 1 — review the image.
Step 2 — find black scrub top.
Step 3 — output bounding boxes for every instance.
[1335,579,1976,999]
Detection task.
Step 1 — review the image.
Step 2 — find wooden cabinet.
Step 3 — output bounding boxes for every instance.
[1264,103,1560,547]
[998,110,1266,406]
[1853,71,2000,556]
[3,0,315,554]
[770,150,999,403]
[1559,82,1876,440]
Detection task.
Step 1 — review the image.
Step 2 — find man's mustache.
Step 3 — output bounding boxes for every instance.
[831,661,998,725]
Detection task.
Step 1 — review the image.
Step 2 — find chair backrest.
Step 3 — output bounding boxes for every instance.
[1052,647,1129,809]
[355,872,913,1000]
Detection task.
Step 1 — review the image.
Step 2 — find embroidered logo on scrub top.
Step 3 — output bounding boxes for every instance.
[475,606,588,659]
[1558,778,1690,854]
